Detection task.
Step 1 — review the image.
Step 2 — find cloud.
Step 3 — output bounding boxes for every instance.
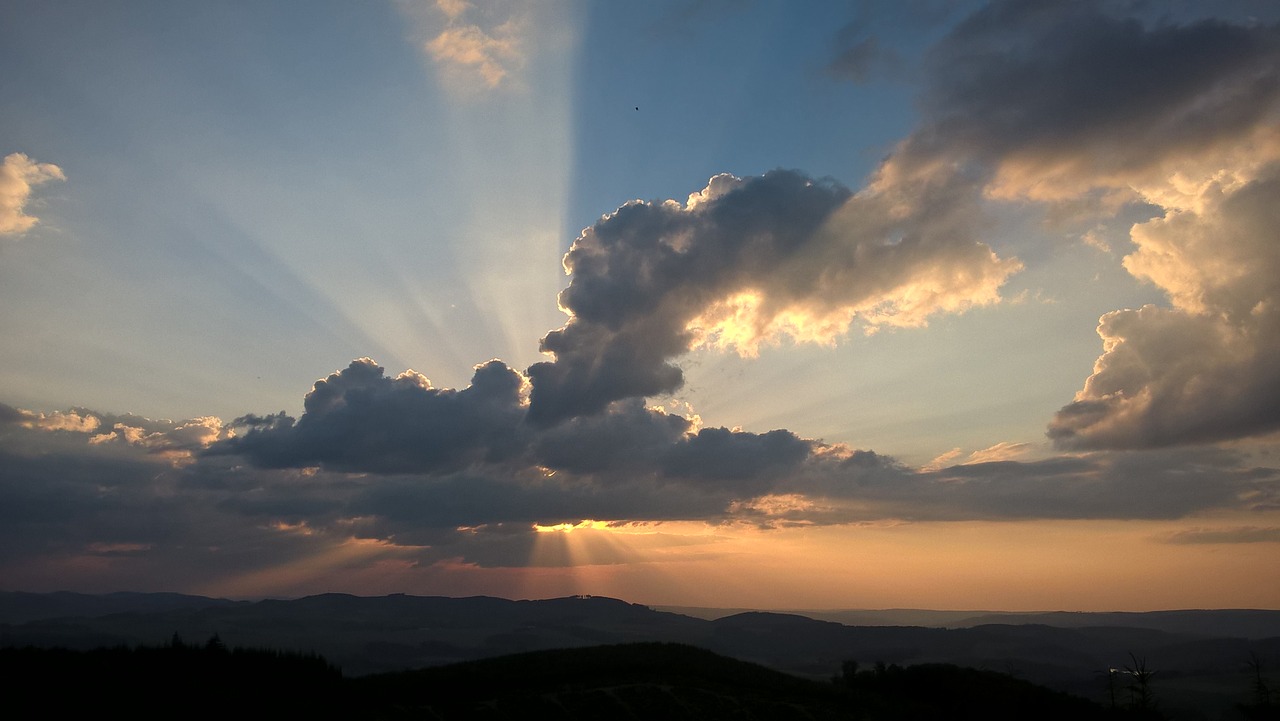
[827,36,891,84]
[403,0,527,91]
[923,441,1032,470]
[0,152,65,236]
[1164,526,1280,545]
[427,23,520,88]
[212,357,820,505]
[892,1,1280,200]
[856,1,1280,450]
[899,449,1278,521]
[1,404,232,464]
[1047,303,1280,450]
[527,169,1020,424]
[22,409,101,434]
[824,1,961,85]
[1047,142,1280,449]
[0,402,25,425]
[219,357,528,474]
[3,389,1277,589]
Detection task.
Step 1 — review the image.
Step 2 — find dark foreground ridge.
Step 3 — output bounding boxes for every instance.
[4,640,1125,720]
[3,591,1278,718]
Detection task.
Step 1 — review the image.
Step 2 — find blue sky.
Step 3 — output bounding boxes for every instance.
[2,1,1279,609]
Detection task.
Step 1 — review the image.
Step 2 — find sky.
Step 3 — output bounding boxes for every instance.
[2,0,1279,611]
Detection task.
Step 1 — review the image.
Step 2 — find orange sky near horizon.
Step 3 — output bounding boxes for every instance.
[168,515,1278,612]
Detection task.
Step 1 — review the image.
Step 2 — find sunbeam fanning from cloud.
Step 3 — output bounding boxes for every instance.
[2,1,1279,611]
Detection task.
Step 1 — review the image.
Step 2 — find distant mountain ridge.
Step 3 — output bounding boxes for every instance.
[3,591,1277,718]
[8,590,1277,638]
[0,590,245,624]
[659,605,1280,639]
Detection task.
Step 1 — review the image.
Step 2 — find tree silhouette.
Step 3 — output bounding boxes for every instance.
[1239,651,1278,721]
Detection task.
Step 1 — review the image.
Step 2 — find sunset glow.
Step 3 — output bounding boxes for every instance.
[1,0,1278,612]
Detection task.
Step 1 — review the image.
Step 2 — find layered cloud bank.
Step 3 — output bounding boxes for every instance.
[4,379,1277,583]
[5,1,1280,590]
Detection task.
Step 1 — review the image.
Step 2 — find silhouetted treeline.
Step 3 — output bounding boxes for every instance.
[2,636,342,716]
[351,642,1125,720]
[838,659,1155,720]
[5,638,1259,719]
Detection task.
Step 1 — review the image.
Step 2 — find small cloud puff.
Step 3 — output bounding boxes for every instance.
[403,0,527,92]
[0,152,64,236]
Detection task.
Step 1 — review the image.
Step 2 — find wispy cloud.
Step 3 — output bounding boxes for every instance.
[403,0,527,92]
[1164,526,1280,544]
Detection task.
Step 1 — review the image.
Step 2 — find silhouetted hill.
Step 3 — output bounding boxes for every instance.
[353,642,858,719]
[361,642,1130,720]
[955,610,1280,640]
[2,641,340,717]
[3,592,1277,718]
[0,590,243,624]
[664,607,1280,640]
[5,640,1110,719]
[0,592,703,673]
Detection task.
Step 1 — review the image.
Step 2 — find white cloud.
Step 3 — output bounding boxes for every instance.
[881,1,1280,449]
[0,152,65,236]
[401,0,528,91]
[427,22,521,89]
[1050,165,1280,449]
[24,409,100,433]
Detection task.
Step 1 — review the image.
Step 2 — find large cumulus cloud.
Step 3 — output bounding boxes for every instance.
[527,169,1020,424]
[864,0,1280,449]
[998,8,1280,449]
